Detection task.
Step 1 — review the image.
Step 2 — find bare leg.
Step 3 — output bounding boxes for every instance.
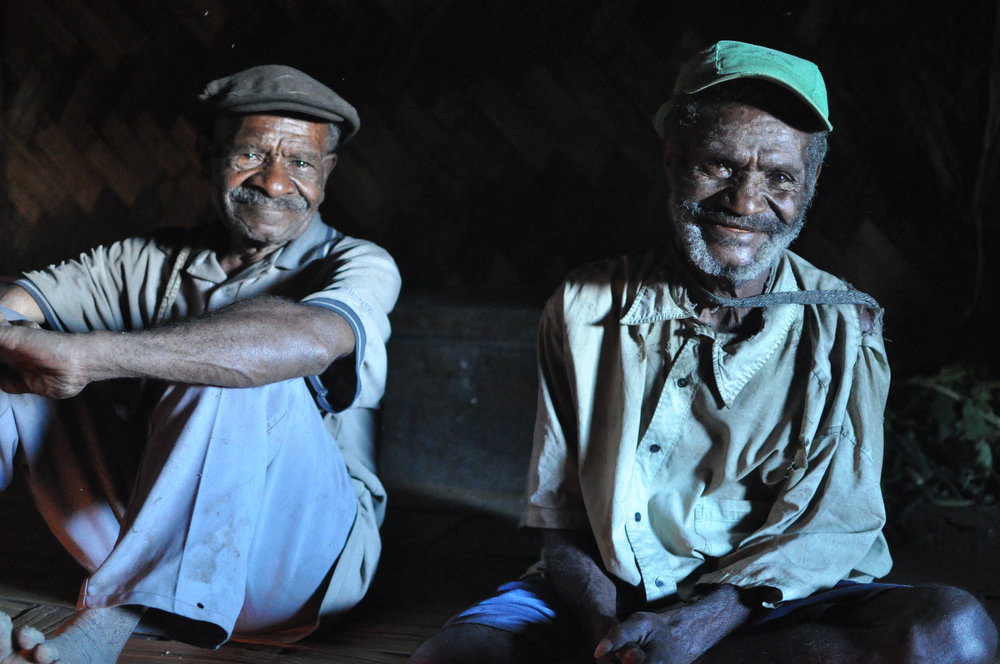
[0,607,143,664]
[696,586,998,664]
[410,586,998,664]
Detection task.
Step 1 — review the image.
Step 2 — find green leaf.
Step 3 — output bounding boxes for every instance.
[962,400,993,441]
[975,439,993,469]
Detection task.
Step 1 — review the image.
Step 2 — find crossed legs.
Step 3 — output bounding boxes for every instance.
[410,582,998,664]
[0,379,358,662]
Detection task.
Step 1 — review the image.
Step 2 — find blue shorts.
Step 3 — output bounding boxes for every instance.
[445,575,905,653]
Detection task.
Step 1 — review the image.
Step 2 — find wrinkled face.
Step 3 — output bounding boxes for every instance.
[210,114,336,250]
[665,104,816,284]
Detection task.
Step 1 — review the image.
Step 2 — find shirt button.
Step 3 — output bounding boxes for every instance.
[649,444,661,453]
[676,377,689,388]
[654,578,666,588]
[634,512,642,522]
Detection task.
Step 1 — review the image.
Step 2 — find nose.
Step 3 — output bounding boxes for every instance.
[721,173,767,216]
[248,160,294,197]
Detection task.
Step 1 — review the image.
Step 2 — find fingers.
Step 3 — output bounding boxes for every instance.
[0,364,29,394]
[595,615,651,655]
[595,613,668,664]
[615,644,646,664]
[595,639,646,663]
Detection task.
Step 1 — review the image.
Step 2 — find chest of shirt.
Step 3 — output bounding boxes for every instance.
[571,314,818,504]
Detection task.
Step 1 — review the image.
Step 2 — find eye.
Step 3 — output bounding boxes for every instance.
[767,171,796,188]
[702,161,732,178]
[231,152,263,169]
[290,159,313,170]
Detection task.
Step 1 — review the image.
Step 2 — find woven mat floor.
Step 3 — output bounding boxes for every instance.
[4,485,1000,663]
[0,487,535,664]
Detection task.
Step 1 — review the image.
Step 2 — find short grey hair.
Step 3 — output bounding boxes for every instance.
[324,122,341,154]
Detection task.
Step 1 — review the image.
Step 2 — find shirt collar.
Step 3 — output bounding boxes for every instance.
[273,213,341,270]
[183,214,340,283]
[620,253,801,407]
[709,266,799,406]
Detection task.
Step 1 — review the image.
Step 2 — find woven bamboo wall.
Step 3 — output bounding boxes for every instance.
[2,0,998,373]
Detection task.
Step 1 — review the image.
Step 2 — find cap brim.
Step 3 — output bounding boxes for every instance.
[683,73,832,132]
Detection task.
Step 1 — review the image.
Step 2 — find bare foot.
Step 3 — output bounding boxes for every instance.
[0,607,143,664]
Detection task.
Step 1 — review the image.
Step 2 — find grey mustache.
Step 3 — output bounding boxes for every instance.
[681,200,781,233]
[229,186,309,212]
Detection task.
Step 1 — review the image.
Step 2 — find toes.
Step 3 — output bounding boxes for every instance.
[14,626,61,664]
[0,613,12,657]
[29,642,59,664]
[14,626,44,653]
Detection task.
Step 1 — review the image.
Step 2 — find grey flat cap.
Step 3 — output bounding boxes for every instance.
[198,64,360,144]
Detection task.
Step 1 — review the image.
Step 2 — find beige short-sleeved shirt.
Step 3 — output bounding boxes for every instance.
[523,250,892,606]
[16,213,401,616]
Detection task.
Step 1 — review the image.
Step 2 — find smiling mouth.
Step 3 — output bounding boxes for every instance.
[705,220,763,237]
[717,223,755,234]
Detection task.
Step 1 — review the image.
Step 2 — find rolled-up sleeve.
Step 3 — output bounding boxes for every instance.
[300,237,401,413]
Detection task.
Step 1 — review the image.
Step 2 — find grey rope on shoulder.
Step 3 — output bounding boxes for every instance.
[699,287,881,310]
[153,246,191,326]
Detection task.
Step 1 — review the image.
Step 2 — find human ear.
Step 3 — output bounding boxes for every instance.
[812,161,823,182]
[321,153,338,184]
[661,137,679,175]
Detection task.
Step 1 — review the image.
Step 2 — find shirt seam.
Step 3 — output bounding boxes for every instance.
[12,278,63,331]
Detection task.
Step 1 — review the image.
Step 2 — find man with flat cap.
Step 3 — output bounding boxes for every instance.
[0,65,399,662]
[410,41,997,664]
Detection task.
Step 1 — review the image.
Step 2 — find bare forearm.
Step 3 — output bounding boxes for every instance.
[96,296,353,386]
[0,296,354,397]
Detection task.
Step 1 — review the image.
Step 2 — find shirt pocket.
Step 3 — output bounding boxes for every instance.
[693,498,769,558]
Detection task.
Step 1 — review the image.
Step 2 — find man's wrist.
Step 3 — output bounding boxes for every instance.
[678,584,755,633]
[691,583,768,608]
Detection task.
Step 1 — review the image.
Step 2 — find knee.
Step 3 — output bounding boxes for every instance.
[900,586,998,664]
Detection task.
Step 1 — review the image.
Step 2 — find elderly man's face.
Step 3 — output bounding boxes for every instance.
[210,114,336,250]
[665,104,816,284]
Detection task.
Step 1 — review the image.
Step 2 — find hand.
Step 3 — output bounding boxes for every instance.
[593,586,752,664]
[0,319,92,399]
[593,610,702,664]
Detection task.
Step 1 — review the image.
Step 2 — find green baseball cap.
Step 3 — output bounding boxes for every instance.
[653,40,832,136]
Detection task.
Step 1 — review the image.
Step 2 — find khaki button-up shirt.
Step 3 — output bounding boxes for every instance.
[523,251,892,605]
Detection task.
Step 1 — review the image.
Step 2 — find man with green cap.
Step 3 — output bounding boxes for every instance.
[410,41,997,664]
[0,65,399,662]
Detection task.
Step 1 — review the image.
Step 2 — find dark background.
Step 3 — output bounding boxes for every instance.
[2,3,1000,634]
[2,0,998,377]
